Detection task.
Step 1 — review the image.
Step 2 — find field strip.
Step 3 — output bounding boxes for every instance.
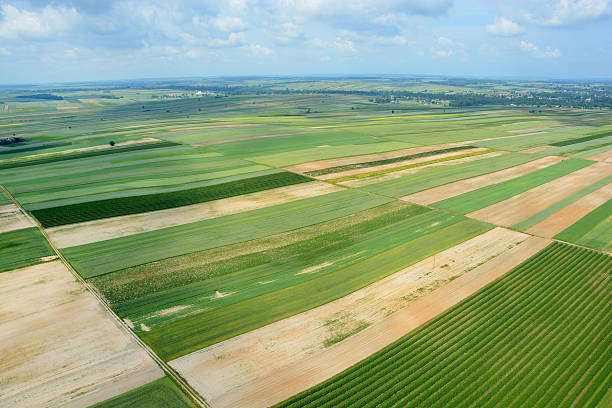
[0,204,35,233]
[47,181,341,248]
[401,156,565,205]
[520,145,556,154]
[0,261,164,408]
[468,162,612,226]
[526,182,612,238]
[315,148,487,180]
[285,143,470,174]
[169,229,547,408]
[0,137,159,163]
[587,147,612,162]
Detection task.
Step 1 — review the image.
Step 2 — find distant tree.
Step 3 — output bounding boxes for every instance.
[109,141,116,146]
[391,110,395,114]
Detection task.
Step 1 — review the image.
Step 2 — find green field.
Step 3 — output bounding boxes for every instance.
[555,199,612,251]
[359,152,535,197]
[88,377,196,408]
[63,189,392,277]
[141,218,490,360]
[0,227,55,272]
[432,158,592,214]
[277,243,611,408]
[31,170,311,227]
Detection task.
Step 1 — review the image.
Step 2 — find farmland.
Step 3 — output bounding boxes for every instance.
[0,78,611,408]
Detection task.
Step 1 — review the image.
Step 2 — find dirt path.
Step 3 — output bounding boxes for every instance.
[0,204,35,233]
[401,156,564,205]
[468,162,612,226]
[285,143,471,174]
[170,228,547,408]
[315,148,487,180]
[0,261,163,408]
[47,181,341,248]
[527,182,612,237]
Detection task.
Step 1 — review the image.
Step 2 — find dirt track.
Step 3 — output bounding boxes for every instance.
[0,261,163,407]
[170,228,547,408]
[401,156,564,205]
[47,181,341,248]
[468,161,612,226]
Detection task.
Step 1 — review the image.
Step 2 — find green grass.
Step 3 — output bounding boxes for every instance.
[432,158,592,214]
[31,171,311,227]
[63,189,392,278]
[276,242,611,408]
[305,145,474,176]
[114,210,460,332]
[513,173,612,231]
[0,140,179,169]
[555,198,612,251]
[140,218,490,360]
[0,227,55,272]
[0,187,11,205]
[549,129,612,147]
[359,152,535,197]
[88,377,197,408]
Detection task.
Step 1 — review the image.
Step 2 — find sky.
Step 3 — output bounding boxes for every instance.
[0,0,611,84]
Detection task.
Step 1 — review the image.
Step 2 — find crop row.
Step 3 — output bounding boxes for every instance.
[305,145,474,176]
[89,377,196,408]
[550,129,612,147]
[0,227,55,272]
[276,242,611,408]
[0,140,179,169]
[32,170,311,227]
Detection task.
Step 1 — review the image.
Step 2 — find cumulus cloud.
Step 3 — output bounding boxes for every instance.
[526,0,612,27]
[486,16,524,36]
[520,40,562,57]
[0,4,79,40]
[430,36,464,58]
[250,44,273,56]
[208,32,246,47]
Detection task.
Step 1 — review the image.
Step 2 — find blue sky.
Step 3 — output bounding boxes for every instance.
[0,0,610,84]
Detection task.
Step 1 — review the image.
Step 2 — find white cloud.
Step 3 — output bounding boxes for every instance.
[520,40,562,58]
[0,4,79,40]
[334,37,356,52]
[430,36,464,58]
[208,32,246,47]
[215,16,247,32]
[430,47,454,57]
[487,16,524,36]
[527,0,612,27]
[250,44,274,56]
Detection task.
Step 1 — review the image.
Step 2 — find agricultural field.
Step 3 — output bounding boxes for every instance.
[1,79,611,408]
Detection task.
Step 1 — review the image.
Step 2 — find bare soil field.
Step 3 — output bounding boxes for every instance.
[0,261,163,408]
[47,181,341,248]
[401,156,565,205]
[468,162,612,226]
[284,143,470,174]
[520,145,556,154]
[170,228,545,408]
[0,204,35,233]
[587,148,612,162]
[527,181,612,237]
[315,148,487,180]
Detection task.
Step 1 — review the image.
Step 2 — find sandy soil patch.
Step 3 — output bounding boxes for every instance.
[520,145,556,154]
[316,148,487,181]
[401,156,564,205]
[0,261,162,408]
[527,182,612,237]
[0,137,159,163]
[170,228,547,408]
[47,181,342,248]
[587,148,612,163]
[468,161,612,226]
[0,204,35,233]
[340,151,506,188]
[285,143,471,174]
[56,106,80,110]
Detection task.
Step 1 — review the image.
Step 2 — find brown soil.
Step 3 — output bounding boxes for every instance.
[468,162,612,226]
[170,229,546,408]
[401,156,565,205]
[527,181,612,237]
[47,181,341,248]
[0,204,35,233]
[0,261,163,408]
[587,148,612,163]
